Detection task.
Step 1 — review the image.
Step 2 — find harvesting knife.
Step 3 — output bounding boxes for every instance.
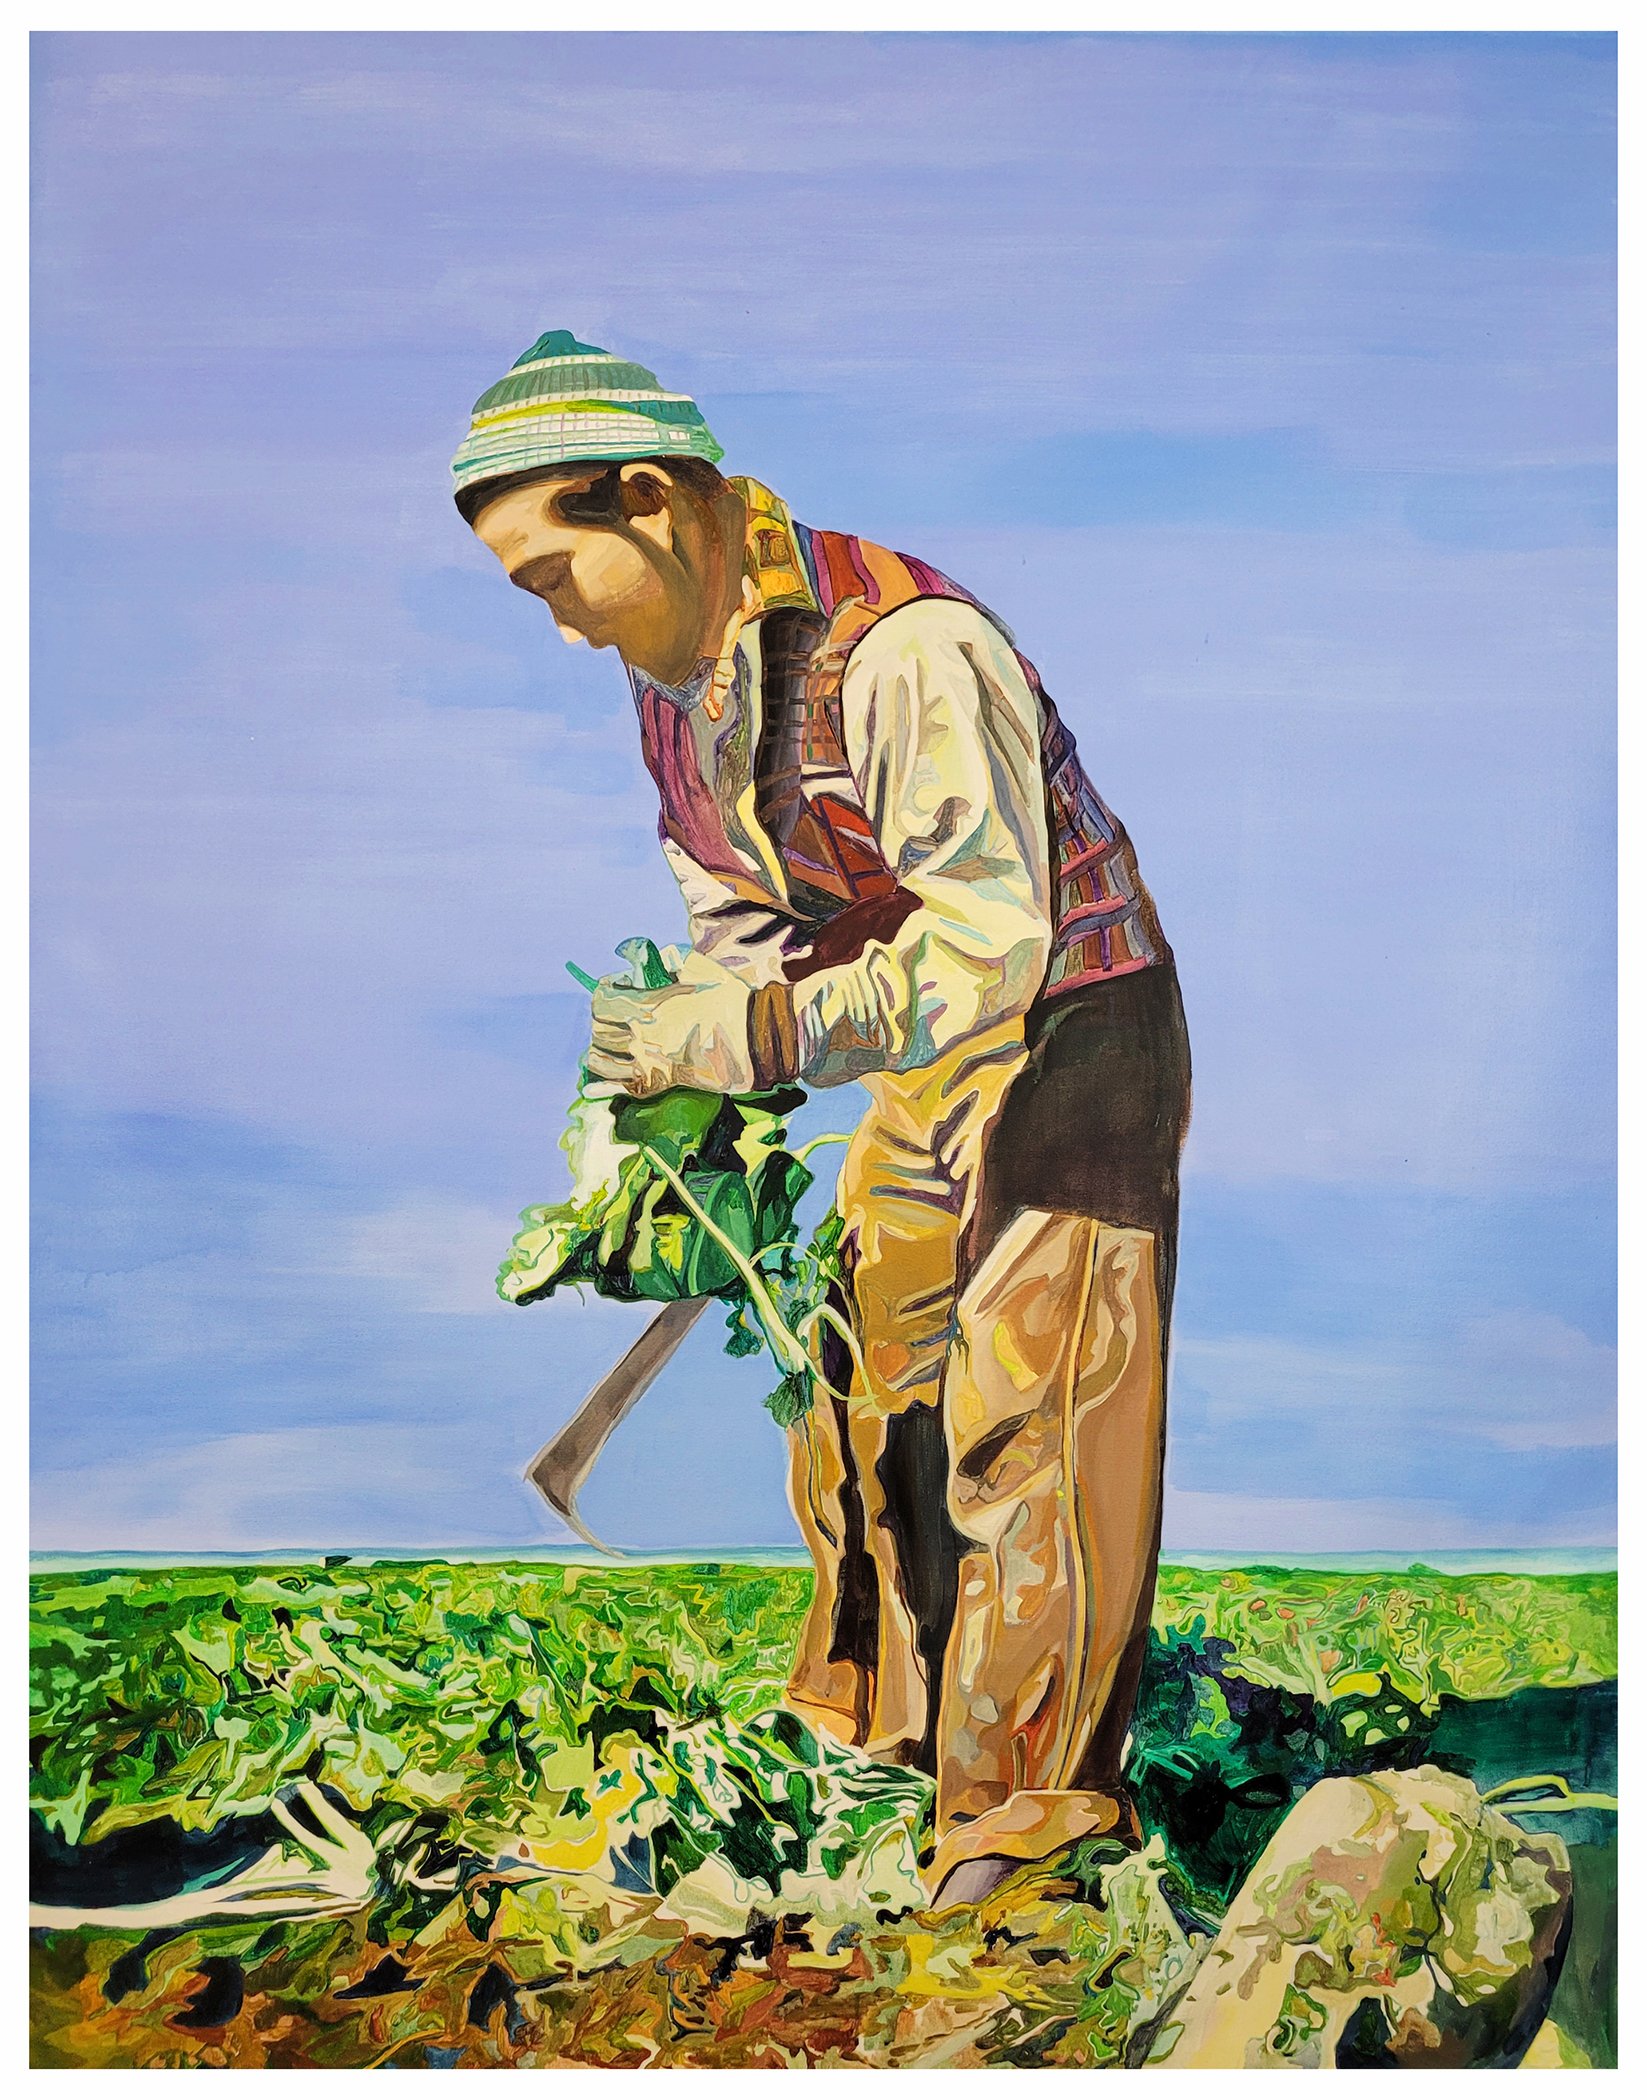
[525,1295,712,1556]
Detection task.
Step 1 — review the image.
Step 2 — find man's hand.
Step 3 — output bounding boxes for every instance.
[587,949,755,1096]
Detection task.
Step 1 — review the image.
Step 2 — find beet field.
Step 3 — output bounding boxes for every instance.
[29,1557,1617,2069]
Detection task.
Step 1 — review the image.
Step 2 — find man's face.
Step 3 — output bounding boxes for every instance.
[469,471,674,659]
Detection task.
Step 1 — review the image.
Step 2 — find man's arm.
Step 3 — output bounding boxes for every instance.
[659,833,799,984]
[751,598,1054,1090]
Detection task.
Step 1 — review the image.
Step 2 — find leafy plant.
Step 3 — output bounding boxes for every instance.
[1124,1621,1437,1918]
[1151,1563,1618,1710]
[497,1081,813,1309]
[497,939,857,1426]
[29,1561,1616,2070]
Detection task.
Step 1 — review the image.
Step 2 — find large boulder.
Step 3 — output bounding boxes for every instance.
[1149,1765,1571,2069]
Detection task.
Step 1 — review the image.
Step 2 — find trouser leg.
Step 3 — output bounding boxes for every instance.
[782,1386,873,1745]
[782,1389,964,1767]
[780,1135,967,1764]
[782,1023,1024,1766]
[929,1208,1171,1891]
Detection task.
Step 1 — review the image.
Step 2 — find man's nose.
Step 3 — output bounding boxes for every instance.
[509,551,573,600]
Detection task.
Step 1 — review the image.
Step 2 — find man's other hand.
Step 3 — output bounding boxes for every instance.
[587,950,755,1096]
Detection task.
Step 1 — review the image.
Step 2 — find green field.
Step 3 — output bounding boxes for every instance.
[29,1559,1617,2068]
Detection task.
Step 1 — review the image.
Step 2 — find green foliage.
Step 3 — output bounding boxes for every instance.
[500,937,812,1309]
[498,1084,811,1309]
[31,1562,1612,1858]
[1127,1622,1435,1918]
[726,1208,853,1427]
[499,937,857,1427]
[761,1374,814,1431]
[31,1562,809,1850]
[1152,1563,1617,1708]
[28,1560,1616,2069]
[1129,1565,1617,1920]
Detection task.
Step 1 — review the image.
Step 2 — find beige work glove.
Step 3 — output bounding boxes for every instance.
[586,948,756,1097]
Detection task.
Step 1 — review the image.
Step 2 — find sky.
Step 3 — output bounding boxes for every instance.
[31,31,1615,1555]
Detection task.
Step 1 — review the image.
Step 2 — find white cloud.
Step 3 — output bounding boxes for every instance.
[33,38,1610,468]
[49,38,1479,186]
[328,1196,520,1317]
[1162,1484,1613,1556]
[30,1425,569,1555]
[31,533,679,1163]
[1452,1310,1618,1450]
[1174,1313,1616,1455]
[1175,1334,1397,1416]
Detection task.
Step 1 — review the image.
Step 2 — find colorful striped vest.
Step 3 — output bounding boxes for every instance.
[636,479,1169,1002]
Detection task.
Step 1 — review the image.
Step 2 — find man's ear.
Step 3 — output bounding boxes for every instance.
[616,461,676,551]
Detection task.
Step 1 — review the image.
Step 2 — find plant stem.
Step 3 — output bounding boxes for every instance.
[793,1132,853,1162]
[637,1145,809,1377]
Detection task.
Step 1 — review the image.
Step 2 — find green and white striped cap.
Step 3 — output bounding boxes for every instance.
[451,330,724,499]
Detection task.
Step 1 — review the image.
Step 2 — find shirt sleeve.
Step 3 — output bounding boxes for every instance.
[757,598,1054,1089]
[660,833,797,986]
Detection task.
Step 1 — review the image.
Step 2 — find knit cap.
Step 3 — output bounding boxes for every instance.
[451,330,724,500]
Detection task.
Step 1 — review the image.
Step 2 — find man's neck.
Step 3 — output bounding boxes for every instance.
[624,483,750,688]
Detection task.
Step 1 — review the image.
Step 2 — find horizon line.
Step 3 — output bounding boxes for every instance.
[29,1543,1618,1573]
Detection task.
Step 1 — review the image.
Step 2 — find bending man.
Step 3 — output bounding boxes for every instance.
[454,332,1192,1906]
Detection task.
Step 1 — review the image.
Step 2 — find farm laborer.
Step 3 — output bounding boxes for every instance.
[454,333,1191,1907]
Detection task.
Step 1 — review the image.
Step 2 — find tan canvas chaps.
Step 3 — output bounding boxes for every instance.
[782,963,1192,1893]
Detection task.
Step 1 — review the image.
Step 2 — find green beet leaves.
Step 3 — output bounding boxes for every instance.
[498,1083,811,1309]
[498,944,855,1425]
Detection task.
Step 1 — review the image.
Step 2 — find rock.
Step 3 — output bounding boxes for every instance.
[1149,1765,1571,2069]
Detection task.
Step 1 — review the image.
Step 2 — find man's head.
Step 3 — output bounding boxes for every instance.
[452,331,743,681]
[460,456,737,677]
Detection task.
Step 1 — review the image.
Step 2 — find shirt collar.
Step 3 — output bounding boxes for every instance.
[730,476,820,616]
[629,478,818,719]
[631,656,716,712]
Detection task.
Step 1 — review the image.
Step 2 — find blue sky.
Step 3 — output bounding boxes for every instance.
[31,31,1615,1554]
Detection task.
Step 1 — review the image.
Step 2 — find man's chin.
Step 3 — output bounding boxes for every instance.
[554,616,623,654]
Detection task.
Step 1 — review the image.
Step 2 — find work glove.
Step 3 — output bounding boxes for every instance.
[586,948,755,1097]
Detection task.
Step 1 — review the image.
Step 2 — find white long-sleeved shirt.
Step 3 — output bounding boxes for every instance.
[642,595,1054,1090]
